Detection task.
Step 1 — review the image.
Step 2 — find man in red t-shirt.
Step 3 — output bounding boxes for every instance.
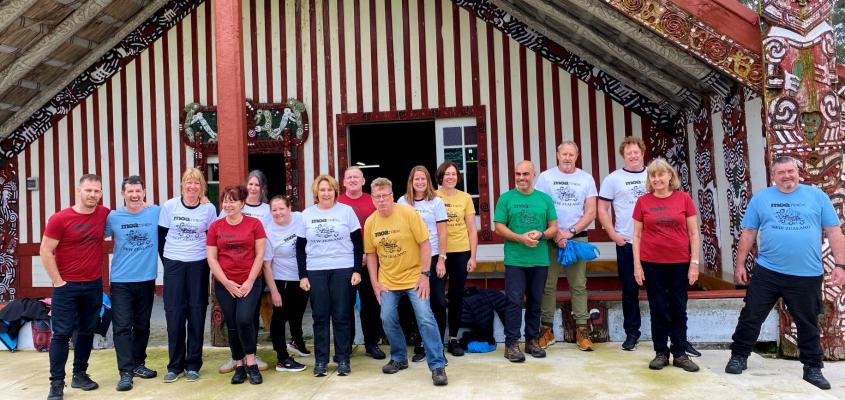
[337,166,385,359]
[41,174,109,400]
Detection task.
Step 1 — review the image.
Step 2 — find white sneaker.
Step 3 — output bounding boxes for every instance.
[218,358,236,374]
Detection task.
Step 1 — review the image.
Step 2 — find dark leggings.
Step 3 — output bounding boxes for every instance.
[215,278,264,361]
[430,251,470,339]
[271,280,309,361]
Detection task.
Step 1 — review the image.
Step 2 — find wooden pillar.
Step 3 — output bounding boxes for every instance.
[760,0,845,360]
[214,0,248,191]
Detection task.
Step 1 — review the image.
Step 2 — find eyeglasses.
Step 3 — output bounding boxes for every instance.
[373,193,393,201]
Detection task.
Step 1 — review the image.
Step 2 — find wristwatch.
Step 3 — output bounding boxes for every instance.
[439,254,447,260]
[421,271,431,277]
[836,264,845,271]
[568,226,577,235]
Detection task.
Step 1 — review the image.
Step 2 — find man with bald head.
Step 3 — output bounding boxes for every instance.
[494,161,557,362]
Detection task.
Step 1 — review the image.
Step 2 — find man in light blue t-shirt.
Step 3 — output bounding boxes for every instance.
[105,176,160,391]
[725,156,845,390]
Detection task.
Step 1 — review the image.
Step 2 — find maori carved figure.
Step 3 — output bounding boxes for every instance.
[643,116,691,192]
[0,160,17,302]
[692,99,722,275]
[761,0,845,361]
[721,89,756,275]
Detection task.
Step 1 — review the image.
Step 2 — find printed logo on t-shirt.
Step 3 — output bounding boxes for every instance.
[773,204,808,230]
[627,183,646,202]
[73,223,103,245]
[312,220,342,242]
[445,208,462,227]
[172,218,205,242]
[554,184,577,203]
[374,229,406,258]
[518,209,538,227]
[125,229,153,250]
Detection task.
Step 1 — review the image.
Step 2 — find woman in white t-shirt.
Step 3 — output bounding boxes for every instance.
[158,168,217,383]
[295,175,362,377]
[397,166,448,362]
[261,195,308,373]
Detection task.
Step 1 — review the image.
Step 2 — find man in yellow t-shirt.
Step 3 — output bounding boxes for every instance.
[364,177,448,387]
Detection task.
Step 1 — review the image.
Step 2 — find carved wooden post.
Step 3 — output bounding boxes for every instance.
[760,0,845,360]
[692,99,722,276]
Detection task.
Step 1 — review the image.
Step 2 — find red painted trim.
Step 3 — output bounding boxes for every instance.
[570,74,581,169]
[486,24,500,207]
[519,45,529,162]
[309,0,320,175]
[106,79,117,208]
[66,111,75,203]
[38,135,45,234]
[24,140,31,243]
[587,85,599,180]
[337,0,347,112]
[80,101,89,174]
[52,124,60,213]
[162,31,174,199]
[135,57,147,180]
[295,1,303,99]
[148,45,160,202]
[263,0,273,102]
[451,3,462,107]
[605,95,615,172]
[552,66,562,156]
[384,0,396,111]
[322,0,334,177]
[401,0,411,110]
[468,11,480,106]
[205,0,214,105]
[278,0,287,101]
[671,0,758,51]
[92,90,102,184]
[215,0,249,189]
[536,52,546,172]
[353,0,363,112]
[501,32,514,188]
[249,0,259,100]
[434,0,444,108]
[416,0,428,109]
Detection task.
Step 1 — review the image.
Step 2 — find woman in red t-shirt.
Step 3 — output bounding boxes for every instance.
[207,185,267,385]
[632,159,700,373]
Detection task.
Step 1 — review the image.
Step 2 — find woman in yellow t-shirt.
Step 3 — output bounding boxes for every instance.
[434,161,478,357]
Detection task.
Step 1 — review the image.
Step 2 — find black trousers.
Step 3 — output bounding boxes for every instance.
[271,279,309,361]
[162,258,209,373]
[431,250,470,339]
[49,279,102,382]
[642,261,689,358]
[616,243,641,336]
[351,268,383,346]
[215,278,264,360]
[504,266,547,345]
[309,268,353,364]
[110,279,155,374]
[730,264,824,368]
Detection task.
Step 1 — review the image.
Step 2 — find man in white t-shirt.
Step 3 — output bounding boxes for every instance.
[597,136,647,351]
[535,141,597,351]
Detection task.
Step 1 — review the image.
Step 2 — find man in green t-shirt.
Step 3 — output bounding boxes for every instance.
[494,160,558,363]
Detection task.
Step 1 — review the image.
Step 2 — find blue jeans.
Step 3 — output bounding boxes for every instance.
[49,279,103,382]
[380,289,446,370]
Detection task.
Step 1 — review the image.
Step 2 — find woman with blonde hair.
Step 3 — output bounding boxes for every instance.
[632,159,700,373]
[158,168,218,383]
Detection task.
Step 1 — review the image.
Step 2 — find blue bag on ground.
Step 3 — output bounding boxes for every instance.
[557,241,600,267]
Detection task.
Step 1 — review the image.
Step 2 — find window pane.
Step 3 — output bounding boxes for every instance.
[463,126,477,145]
[466,161,478,196]
[207,163,219,182]
[443,127,462,146]
[444,147,463,166]
[465,147,478,163]
[472,197,480,214]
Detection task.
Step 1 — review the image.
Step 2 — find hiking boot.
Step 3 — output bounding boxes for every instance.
[70,373,98,391]
[803,366,831,390]
[115,372,133,391]
[724,355,747,374]
[132,364,157,379]
[47,380,64,400]
[431,368,448,386]
[219,358,236,374]
[162,371,183,383]
[447,339,465,357]
[648,353,670,370]
[287,339,311,356]
[276,357,306,372]
[503,342,525,363]
[231,366,246,384]
[382,359,409,374]
[673,355,700,372]
[538,325,555,349]
[185,370,200,382]
[365,344,386,360]
[621,333,639,351]
[313,362,327,377]
[525,338,546,358]
[254,354,269,371]
[575,325,593,351]
[246,364,263,385]
[685,342,702,357]
[337,361,351,376]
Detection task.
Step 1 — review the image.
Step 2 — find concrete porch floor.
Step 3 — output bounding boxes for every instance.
[0,342,842,399]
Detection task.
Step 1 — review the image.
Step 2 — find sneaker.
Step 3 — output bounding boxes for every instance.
[803,366,831,390]
[185,370,200,382]
[337,361,351,376]
[382,359,409,374]
[332,355,339,364]
[539,325,555,349]
[621,333,639,351]
[447,339,465,357]
[313,362,328,377]
[525,338,546,358]
[245,364,263,385]
[115,372,133,391]
[685,342,702,357]
[504,342,525,363]
[412,352,426,363]
[231,366,246,384]
[431,367,448,386]
[365,344,386,360]
[724,355,747,374]
[648,353,670,370]
[287,340,311,356]
[47,380,64,400]
[276,358,307,372]
[219,358,237,374]
[70,373,98,391]
[673,355,700,372]
[255,354,269,371]
[162,371,183,383]
[132,364,157,379]
[575,325,593,351]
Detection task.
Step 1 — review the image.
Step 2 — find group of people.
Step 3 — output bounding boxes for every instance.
[40,137,845,400]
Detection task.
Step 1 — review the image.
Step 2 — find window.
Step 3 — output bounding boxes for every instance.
[436,118,480,213]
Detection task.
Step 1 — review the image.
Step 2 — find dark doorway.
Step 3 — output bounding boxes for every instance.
[348,121,436,196]
[249,153,287,199]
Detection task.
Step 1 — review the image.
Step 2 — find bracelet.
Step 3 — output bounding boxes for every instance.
[690,259,699,264]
